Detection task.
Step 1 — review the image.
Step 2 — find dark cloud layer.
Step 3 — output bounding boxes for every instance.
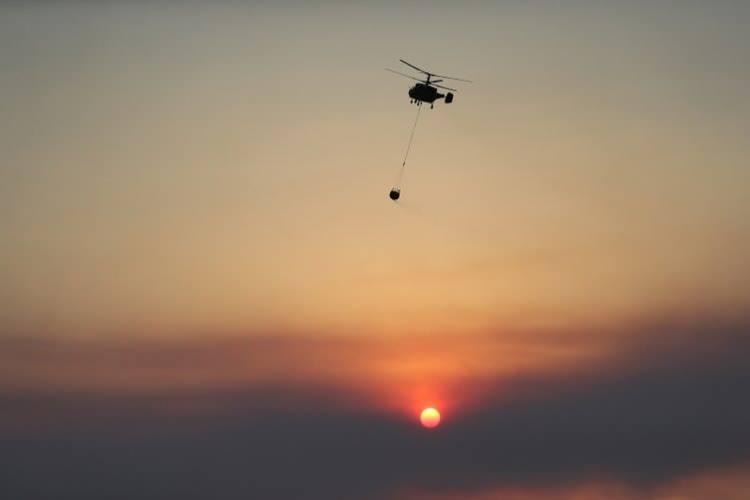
[2,319,750,499]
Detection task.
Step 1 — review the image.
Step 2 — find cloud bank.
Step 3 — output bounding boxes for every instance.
[2,318,749,499]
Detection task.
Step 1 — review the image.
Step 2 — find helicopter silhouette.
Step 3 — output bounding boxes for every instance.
[386,59,472,109]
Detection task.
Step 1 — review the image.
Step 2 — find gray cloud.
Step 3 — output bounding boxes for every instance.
[2,319,750,498]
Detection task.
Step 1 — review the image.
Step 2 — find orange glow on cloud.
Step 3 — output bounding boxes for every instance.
[0,325,621,425]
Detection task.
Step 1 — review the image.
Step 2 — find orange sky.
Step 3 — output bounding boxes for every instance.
[2,2,749,342]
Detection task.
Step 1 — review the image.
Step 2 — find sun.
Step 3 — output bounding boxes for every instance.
[420,407,441,429]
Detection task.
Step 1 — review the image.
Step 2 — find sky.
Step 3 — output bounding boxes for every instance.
[1,1,750,498]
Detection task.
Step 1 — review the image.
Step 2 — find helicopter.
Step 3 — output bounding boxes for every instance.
[386,59,472,109]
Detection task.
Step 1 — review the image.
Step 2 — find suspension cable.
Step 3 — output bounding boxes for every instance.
[395,105,422,187]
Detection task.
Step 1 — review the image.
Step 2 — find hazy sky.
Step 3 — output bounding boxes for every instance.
[2,1,750,499]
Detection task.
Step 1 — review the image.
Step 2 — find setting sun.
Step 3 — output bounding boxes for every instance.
[420,407,441,429]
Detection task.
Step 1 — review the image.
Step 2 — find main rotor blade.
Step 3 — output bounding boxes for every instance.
[400,59,472,82]
[433,83,457,92]
[431,73,473,83]
[385,68,427,83]
[399,59,430,76]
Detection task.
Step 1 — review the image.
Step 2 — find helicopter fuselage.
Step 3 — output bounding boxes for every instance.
[408,83,443,103]
[408,83,454,106]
